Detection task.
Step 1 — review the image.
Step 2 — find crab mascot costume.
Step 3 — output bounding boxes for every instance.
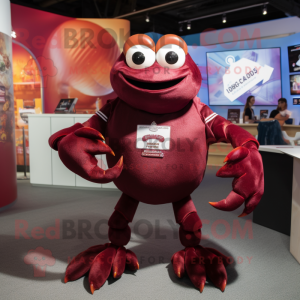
[49,34,264,294]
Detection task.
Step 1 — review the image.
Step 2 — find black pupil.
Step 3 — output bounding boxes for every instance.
[165,51,178,64]
[132,52,145,65]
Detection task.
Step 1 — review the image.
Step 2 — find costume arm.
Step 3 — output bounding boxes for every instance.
[197,102,263,216]
[48,99,123,184]
[199,104,258,148]
[49,100,114,150]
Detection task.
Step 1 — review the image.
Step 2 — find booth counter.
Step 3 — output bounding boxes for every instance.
[255,146,300,264]
[28,114,117,189]
[208,124,300,166]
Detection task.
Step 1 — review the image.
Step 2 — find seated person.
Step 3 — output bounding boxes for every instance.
[269,98,291,144]
[269,98,291,126]
[243,95,256,123]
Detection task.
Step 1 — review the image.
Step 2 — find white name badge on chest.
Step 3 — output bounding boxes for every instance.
[136,122,171,150]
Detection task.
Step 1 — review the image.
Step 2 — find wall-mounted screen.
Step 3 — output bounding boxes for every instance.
[288,45,300,73]
[207,48,282,106]
[290,74,300,95]
[293,98,300,105]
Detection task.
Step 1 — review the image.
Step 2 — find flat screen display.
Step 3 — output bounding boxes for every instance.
[290,74,300,95]
[207,48,282,105]
[293,98,300,105]
[288,45,300,73]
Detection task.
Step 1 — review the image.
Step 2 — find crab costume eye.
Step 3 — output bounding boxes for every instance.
[126,45,156,69]
[123,34,156,69]
[156,34,188,69]
[156,45,186,69]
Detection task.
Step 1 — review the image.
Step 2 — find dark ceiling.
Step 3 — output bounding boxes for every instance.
[10,0,300,36]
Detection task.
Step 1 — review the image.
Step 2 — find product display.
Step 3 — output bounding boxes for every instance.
[207,48,282,105]
[54,98,78,114]
[288,44,300,73]
[290,74,300,95]
[49,34,264,294]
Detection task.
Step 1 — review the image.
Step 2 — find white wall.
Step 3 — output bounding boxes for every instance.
[0,0,12,36]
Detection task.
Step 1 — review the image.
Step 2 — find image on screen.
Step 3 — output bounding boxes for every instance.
[290,75,300,95]
[207,48,282,106]
[293,98,300,105]
[288,45,300,73]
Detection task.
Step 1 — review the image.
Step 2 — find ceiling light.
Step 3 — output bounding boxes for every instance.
[262,5,267,15]
[187,22,191,30]
[145,14,150,22]
[222,14,227,23]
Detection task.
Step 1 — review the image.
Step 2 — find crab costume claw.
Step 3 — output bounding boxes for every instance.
[171,246,229,293]
[210,142,264,216]
[64,243,139,293]
[49,124,123,184]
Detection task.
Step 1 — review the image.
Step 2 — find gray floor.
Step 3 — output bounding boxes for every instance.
[1,167,299,300]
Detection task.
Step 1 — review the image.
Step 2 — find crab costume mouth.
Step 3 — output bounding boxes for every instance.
[122,75,186,91]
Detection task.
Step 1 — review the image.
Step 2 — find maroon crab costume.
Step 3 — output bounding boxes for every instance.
[49,34,264,294]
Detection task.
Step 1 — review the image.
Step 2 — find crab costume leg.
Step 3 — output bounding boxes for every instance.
[171,103,263,293]
[65,194,139,294]
[172,196,228,293]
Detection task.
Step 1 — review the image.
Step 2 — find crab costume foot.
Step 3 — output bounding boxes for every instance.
[171,196,232,293]
[63,194,139,294]
[65,243,139,294]
[172,246,228,293]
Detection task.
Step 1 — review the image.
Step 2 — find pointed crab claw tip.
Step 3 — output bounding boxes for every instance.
[209,202,217,207]
[177,270,181,278]
[111,149,115,156]
[64,276,68,283]
[223,156,228,163]
[238,212,248,218]
[199,282,205,293]
[90,283,95,295]
[113,271,117,278]
[99,133,105,140]
[117,156,124,167]
[136,262,139,270]
[221,280,226,292]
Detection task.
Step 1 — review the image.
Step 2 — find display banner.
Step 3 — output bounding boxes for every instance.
[206,48,282,106]
[223,58,274,102]
[11,4,130,113]
[11,4,129,169]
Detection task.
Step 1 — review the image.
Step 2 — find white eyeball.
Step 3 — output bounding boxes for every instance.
[156,44,186,69]
[125,45,156,69]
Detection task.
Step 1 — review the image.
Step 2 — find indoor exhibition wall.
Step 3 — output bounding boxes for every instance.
[11,3,129,170]
[11,4,130,114]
